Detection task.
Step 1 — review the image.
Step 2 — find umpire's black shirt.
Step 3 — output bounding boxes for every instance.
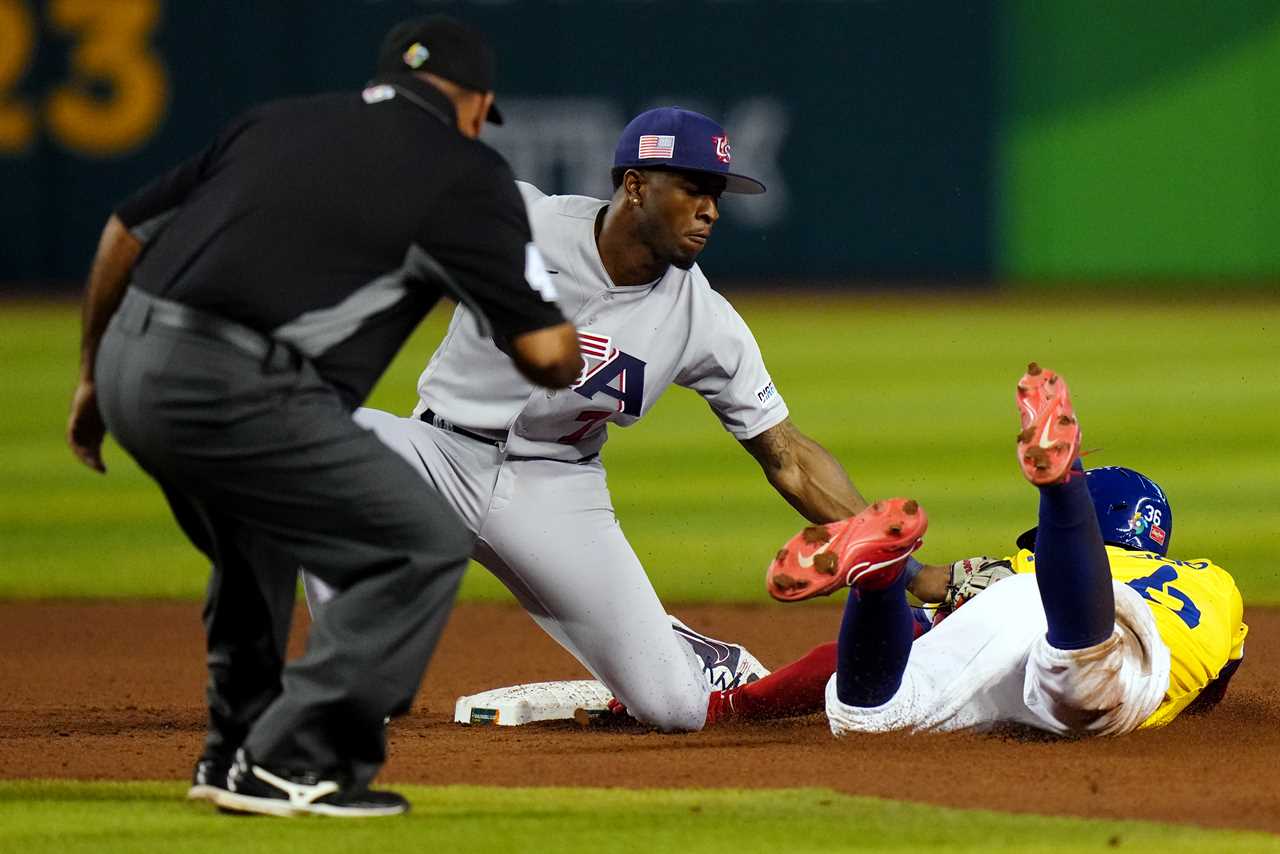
[115,74,563,408]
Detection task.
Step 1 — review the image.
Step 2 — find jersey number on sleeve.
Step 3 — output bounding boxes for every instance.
[1126,565,1201,629]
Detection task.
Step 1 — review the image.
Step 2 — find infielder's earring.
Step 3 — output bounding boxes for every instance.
[630,197,640,206]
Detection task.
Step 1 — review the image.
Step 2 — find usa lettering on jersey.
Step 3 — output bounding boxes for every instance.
[573,332,615,389]
[573,350,647,416]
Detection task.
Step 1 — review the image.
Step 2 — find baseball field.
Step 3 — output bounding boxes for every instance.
[2,293,1278,851]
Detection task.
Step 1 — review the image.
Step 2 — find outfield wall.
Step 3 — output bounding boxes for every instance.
[1,1,1276,288]
[998,1,1280,282]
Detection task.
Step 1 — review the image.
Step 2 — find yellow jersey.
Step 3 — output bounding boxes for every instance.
[1011,546,1247,728]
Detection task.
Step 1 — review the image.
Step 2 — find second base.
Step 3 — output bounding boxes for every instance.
[454,679,613,726]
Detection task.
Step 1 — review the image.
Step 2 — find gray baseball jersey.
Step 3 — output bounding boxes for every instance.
[414,182,789,459]
[306,183,783,731]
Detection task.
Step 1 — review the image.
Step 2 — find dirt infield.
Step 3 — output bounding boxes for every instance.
[1,600,1277,834]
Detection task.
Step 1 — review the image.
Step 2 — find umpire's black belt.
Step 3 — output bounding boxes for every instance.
[419,408,599,464]
[117,287,299,371]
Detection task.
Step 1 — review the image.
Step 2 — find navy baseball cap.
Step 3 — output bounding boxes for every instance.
[613,107,765,195]
[376,16,503,125]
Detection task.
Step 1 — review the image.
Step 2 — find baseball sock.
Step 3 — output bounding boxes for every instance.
[705,642,837,725]
[1034,462,1115,650]
[835,572,913,708]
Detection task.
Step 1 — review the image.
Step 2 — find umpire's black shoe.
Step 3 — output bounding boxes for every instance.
[213,748,408,818]
[186,755,231,803]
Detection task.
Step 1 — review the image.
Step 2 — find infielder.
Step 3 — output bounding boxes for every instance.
[703,363,1247,734]
[306,107,873,732]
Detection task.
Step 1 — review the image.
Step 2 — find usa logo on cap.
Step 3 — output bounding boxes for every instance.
[713,135,731,164]
[637,135,675,159]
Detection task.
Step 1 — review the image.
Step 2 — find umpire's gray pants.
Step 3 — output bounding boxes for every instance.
[96,289,471,787]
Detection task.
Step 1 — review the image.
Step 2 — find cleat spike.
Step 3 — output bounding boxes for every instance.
[1027,362,1042,375]
[773,573,809,591]
[814,553,838,575]
[887,523,903,535]
[903,500,919,515]
[775,548,789,564]
[801,526,829,544]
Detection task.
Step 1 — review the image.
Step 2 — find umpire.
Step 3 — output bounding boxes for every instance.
[65,16,580,818]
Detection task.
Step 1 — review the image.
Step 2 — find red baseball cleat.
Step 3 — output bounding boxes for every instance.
[1015,362,1081,485]
[767,498,928,602]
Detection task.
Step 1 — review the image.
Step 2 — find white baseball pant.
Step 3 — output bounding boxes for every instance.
[825,574,1171,737]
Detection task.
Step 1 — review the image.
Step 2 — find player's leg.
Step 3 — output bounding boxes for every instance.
[706,608,933,724]
[833,569,916,708]
[1016,363,1169,734]
[474,458,710,732]
[705,642,836,724]
[826,573,1051,734]
[1015,363,1113,649]
[348,408,503,528]
[792,500,926,712]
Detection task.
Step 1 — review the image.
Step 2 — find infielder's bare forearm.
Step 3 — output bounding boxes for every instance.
[78,215,143,380]
[740,419,867,523]
[906,562,950,602]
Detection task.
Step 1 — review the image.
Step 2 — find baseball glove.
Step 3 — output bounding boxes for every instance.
[932,556,1015,624]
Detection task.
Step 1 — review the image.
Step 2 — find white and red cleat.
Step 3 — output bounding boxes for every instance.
[1015,362,1082,486]
[767,498,928,602]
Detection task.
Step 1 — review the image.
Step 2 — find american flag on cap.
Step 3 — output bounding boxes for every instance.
[637,135,676,159]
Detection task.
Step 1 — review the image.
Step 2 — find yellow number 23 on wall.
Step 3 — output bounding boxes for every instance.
[0,0,167,157]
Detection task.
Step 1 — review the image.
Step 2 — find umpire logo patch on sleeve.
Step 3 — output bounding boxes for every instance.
[361,85,396,104]
[756,380,777,404]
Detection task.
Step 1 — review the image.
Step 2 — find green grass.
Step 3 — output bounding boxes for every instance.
[1,782,1275,853]
[2,295,1278,602]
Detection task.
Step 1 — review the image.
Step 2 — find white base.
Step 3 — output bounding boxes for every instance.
[454,680,613,726]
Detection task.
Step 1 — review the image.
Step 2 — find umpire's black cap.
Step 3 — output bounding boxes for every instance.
[376,15,503,125]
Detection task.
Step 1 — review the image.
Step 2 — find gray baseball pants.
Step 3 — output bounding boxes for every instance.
[96,289,471,786]
[303,407,710,731]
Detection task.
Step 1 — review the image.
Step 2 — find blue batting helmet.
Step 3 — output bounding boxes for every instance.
[1084,466,1173,556]
[1014,466,1174,556]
